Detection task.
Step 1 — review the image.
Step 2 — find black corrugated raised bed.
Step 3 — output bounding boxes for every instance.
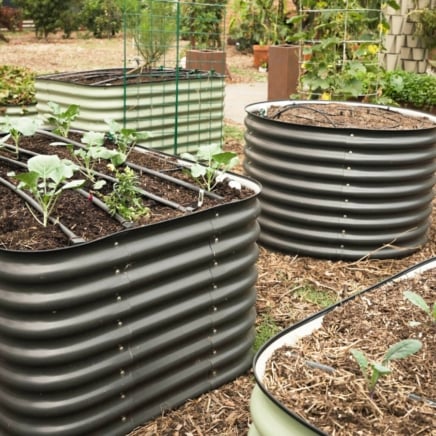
[0,129,261,436]
[244,100,436,260]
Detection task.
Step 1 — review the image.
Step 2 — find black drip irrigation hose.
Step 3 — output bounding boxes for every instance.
[0,176,85,245]
[0,155,131,230]
[271,104,337,127]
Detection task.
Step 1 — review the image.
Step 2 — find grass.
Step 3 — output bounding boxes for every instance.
[294,285,337,309]
[254,312,281,352]
[223,124,245,141]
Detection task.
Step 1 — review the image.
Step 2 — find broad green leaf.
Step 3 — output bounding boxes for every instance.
[383,339,422,364]
[190,163,207,179]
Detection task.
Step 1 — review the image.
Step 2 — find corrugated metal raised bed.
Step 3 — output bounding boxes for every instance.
[244,100,436,260]
[0,133,261,436]
[35,68,225,155]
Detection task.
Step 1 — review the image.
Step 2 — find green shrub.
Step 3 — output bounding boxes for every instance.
[80,0,122,38]
[0,65,35,106]
[381,70,436,110]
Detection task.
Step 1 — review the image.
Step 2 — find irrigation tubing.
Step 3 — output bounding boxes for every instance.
[37,129,222,201]
[0,175,85,245]
[5,134,192,212]
[0,155,131,229]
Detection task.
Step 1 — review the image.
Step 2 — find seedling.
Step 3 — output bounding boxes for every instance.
[68,131,124,189]
[12,154,85,227]
[0,116,43,155]
[351,339,422,393]
[404,290,436,324]
[104,164,150,221]
[181,144,239,191]
[105,119,151,156]
[46,102,80,137]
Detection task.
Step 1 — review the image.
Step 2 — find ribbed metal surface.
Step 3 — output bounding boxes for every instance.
[35,68,225,155]
[0,178,261,436]
[244,100,436,260]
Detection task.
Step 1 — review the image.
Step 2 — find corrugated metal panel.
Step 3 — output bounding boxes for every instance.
[35,68,225,155]
[244,100,436,260]
[0,181,261,436]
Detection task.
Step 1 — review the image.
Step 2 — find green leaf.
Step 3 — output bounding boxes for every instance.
[372,363,391,375]
[190,163,207,179]
[383,339,422,364]
[350,349,369,371]
[404,290,430,315]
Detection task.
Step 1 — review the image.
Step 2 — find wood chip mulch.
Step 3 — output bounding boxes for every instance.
[127,138,436,436]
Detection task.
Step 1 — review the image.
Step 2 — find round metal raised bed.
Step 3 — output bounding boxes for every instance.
[244,100,436,260]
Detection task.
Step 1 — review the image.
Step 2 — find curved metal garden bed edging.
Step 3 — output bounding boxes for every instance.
[35,68,225,155]
[244,100,436,260]
[249,256,436,436]
[0,162,261,436]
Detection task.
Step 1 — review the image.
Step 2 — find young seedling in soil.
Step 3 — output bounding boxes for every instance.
[351,339,422,394]
[0,116,42,156]
[181,144,239,192]
[46,102,80,137]
[104,164,150,221]
[105,119,151,157]
[11,154,85,227]
[68,131,124,189]
[404,290,436,324]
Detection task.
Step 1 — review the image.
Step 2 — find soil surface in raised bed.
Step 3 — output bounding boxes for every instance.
[263,268,435,436]
[265,103,436,130]
[0,132,252,251]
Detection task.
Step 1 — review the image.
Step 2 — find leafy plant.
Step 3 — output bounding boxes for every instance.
[289,0,400,100]
[46,102,80,137]
[351,339,422,393]
[80,0,122,38]
[181,0,226,49]
[104,164,150,221]
[0,115,43,155]
[12,154,84,227]
[104,119,151,157]
[404,290,436,323]
[0,65,36,107]
[68,130,124,188]
[126,0,177,69]
[228,0,289,50]
[411,6,436,50]
[181,144,239,192]
[381,69,436,110]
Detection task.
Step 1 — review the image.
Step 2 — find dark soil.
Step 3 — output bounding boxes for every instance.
[263,267,435,436]
[265,103,436,130]
[37,68,224,87]
[0,131,252,251]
